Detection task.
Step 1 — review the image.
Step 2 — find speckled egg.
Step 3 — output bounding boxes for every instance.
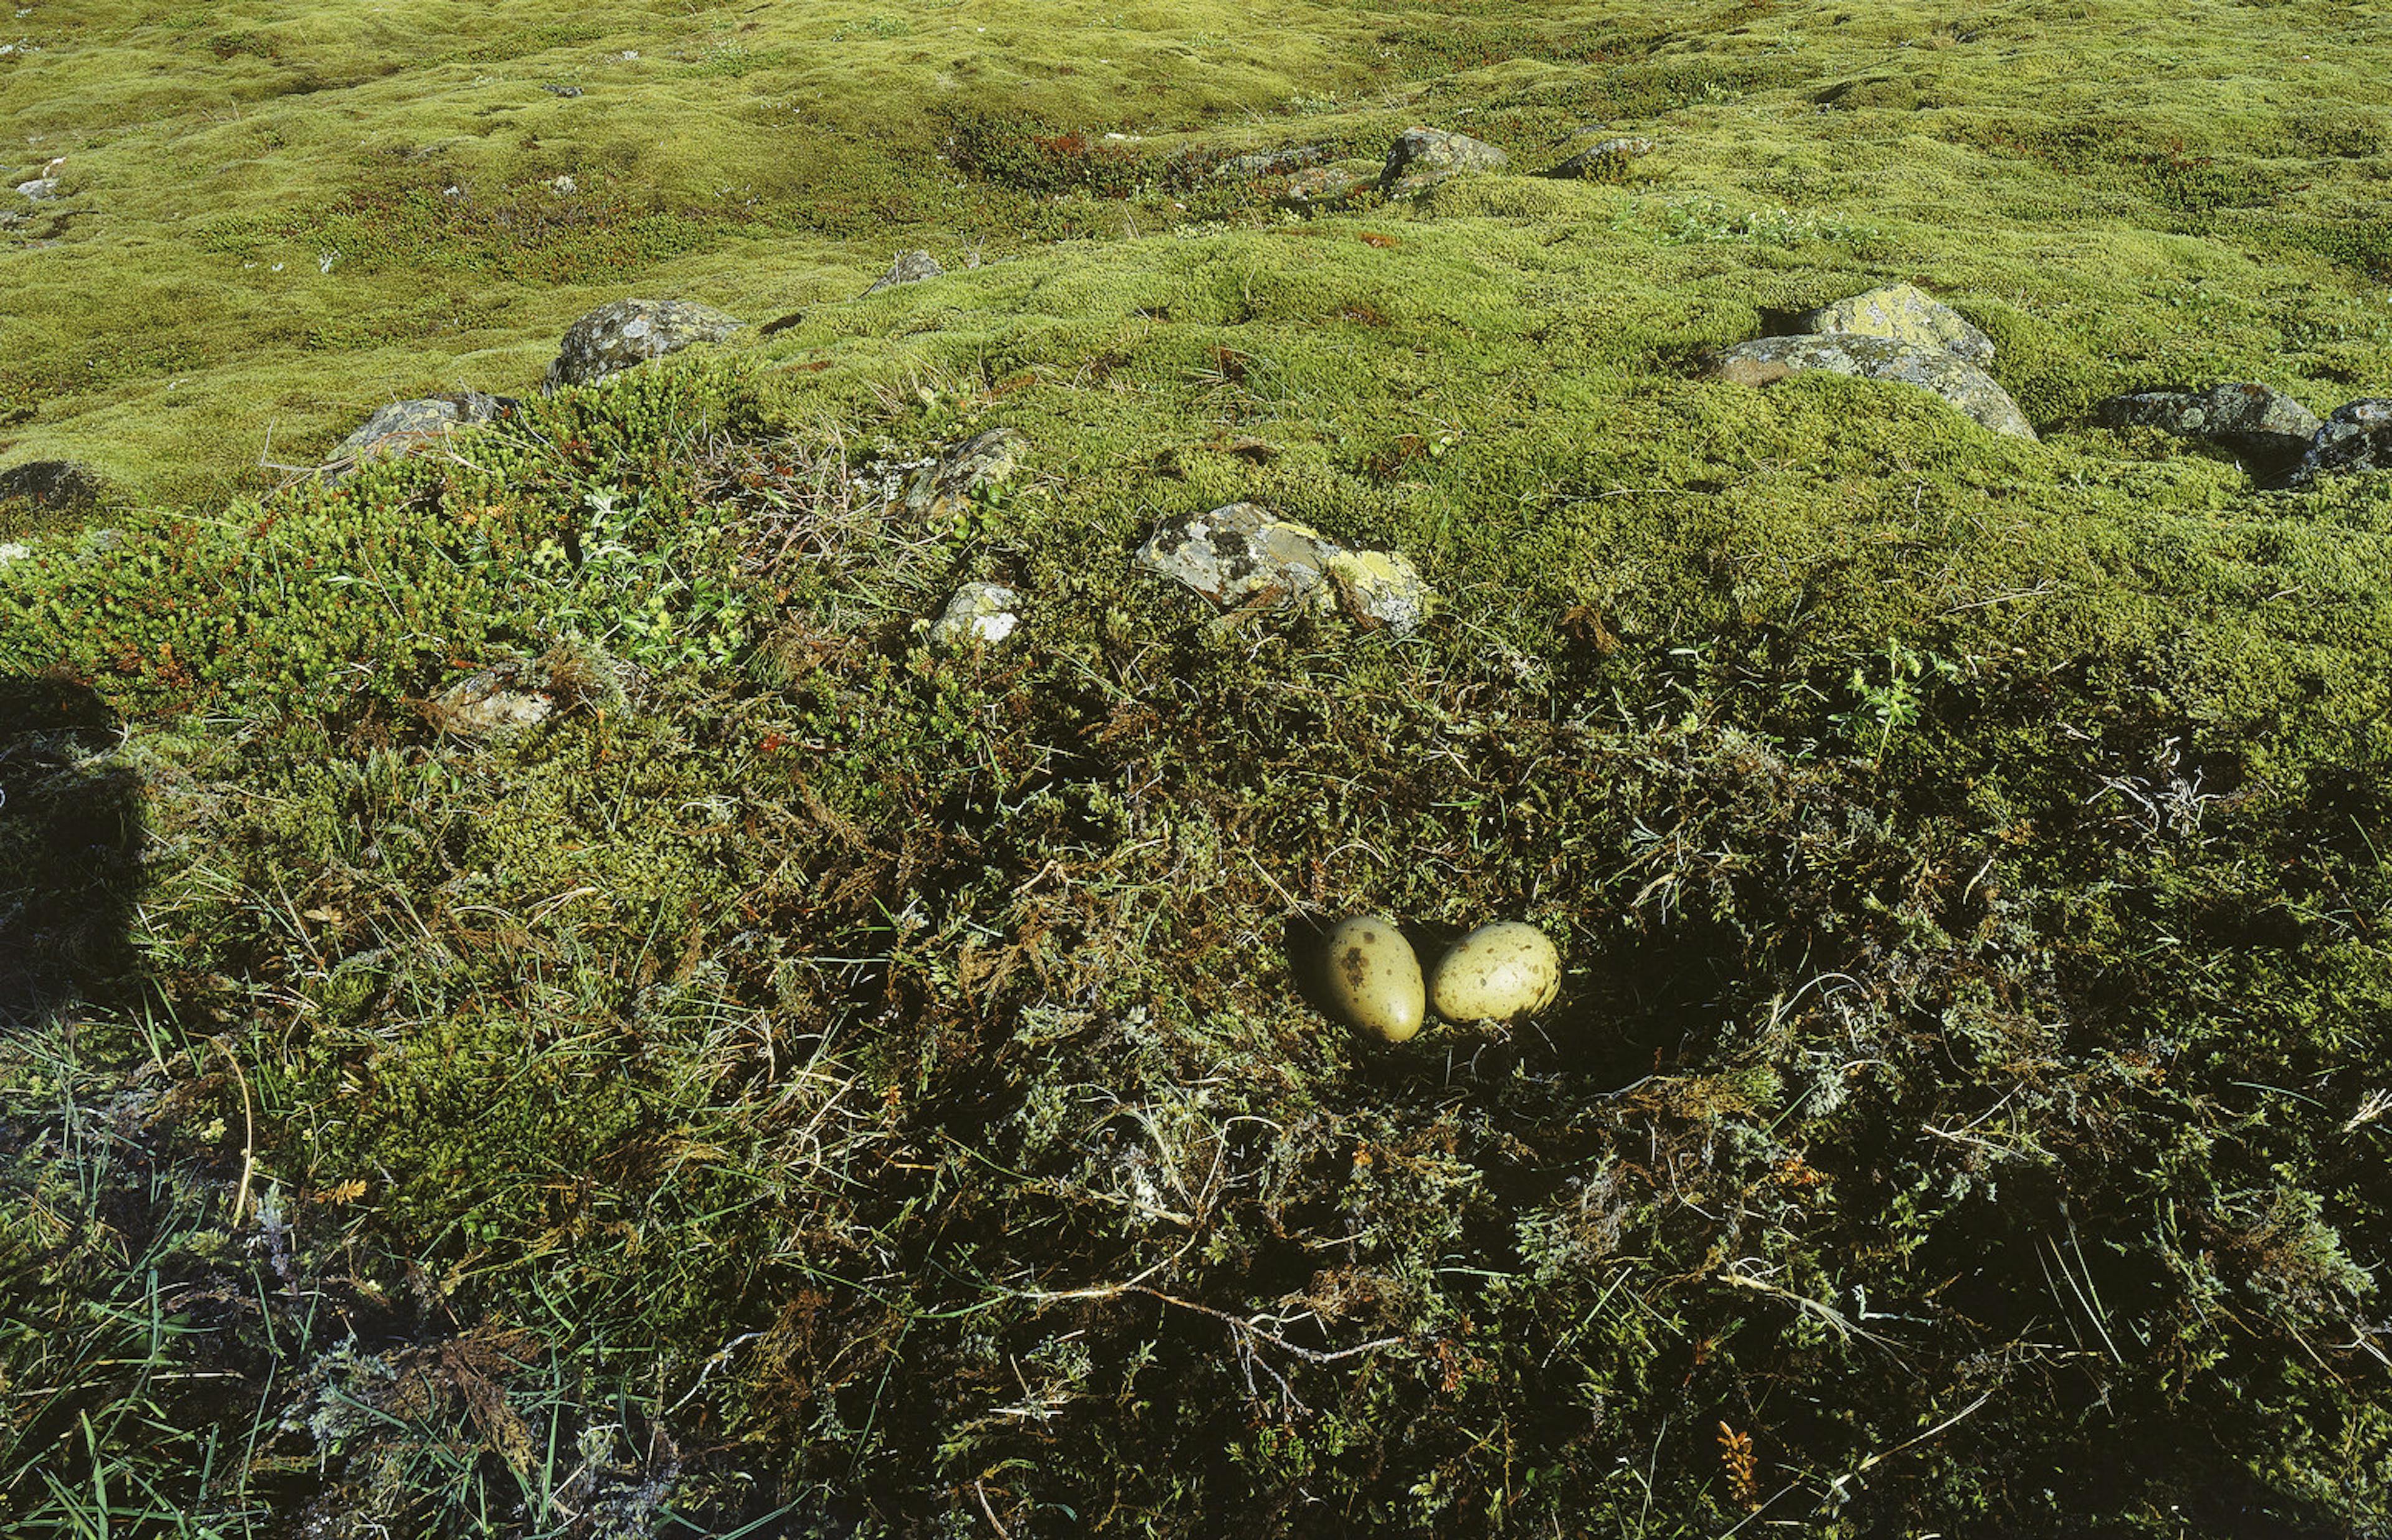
[1429,922,1560,1023]
[1321,914,1426,1043]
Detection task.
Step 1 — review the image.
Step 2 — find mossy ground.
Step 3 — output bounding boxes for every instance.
[4,0,2392,1536]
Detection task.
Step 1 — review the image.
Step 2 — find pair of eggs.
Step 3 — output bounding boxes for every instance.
[1322,916,1559,1043]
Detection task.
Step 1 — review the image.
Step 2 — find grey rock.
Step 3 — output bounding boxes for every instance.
[0,460,103,510]
[1793,283,1995,367]
[540,83,584,97]
[906,428,1028,522]
[1136,503,1434,635]
[1379,126,1508,196]
[542,298,743,394]
[2097,382,2321,468]
[16,177,57,201]
[0,541,29,567]
[2295,399,2392,485]
[331,390,520,468]
[929,582,1023,650]
[1714,334,2036,440]
[863,250,944,296]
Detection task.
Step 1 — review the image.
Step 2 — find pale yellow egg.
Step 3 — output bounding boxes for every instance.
[1321,914,1426,1043]
[1429,921,1560,1023]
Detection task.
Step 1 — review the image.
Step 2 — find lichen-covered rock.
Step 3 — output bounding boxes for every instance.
[1793,283,1995,367]
[330,390,521,468]
[863,249,944,296]
[929,582,1023,650]
[16,177,58,201]
[2295,399,2392,484]
[2097,382,2321,469]
[1714,334,2036,440]
[1379,126,1508,196]
[0,541,29,567]
[906,429,1028,522]
[1136,503,1434,634]
[425,661,556,735]
[541,299,743,394]
[1322,548,1434,635]
[0,460,103,510]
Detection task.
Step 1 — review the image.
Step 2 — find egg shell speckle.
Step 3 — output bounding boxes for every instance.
[1429,921,1559,1023]
[1321,914,1426,1043]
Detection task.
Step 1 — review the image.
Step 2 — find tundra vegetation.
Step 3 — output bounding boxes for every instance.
[4,0,2391,1534]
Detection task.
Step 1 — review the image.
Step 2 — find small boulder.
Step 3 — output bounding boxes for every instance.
[2097,382,2321,471]
[330,390,521,469]
[16,177,58,201]
[1714,334,2036,440]
[2294,400,2392,485]
[1136,503,1433,634]
[1379,126,1508,197]
[0,541,29,567]
[863,250,944,297]
[0,460,104,511]
[928,582,1023,650]
[906,429,1028,522]
[1792,283,1995,367]
[542,299,743,394]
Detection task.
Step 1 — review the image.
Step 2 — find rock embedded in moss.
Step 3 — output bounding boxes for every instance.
[1322,547,1434,635]
[1379,126,1507,196]
[1714,334,2036,440]
[421,643,639,735]
[2097,382,2321,471]
[1139,502,1328,609]
[0,459,103,511]
[1136,502,1434,634]
[330,390,520,470]
[1321,914,1426,1042]
[1793,283,1995,367]
[2294,399,2392,485]
[906,428,1028,522]
[425,659,555,735]
[542,299,743,394]
[1428,921,1560,1024]
[863,249,944,296]
[928,581,1022,650]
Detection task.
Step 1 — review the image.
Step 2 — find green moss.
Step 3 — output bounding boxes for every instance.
[6,0,2392,1534]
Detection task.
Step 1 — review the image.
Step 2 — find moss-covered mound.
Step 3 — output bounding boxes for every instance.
[4,0,2391,1535]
